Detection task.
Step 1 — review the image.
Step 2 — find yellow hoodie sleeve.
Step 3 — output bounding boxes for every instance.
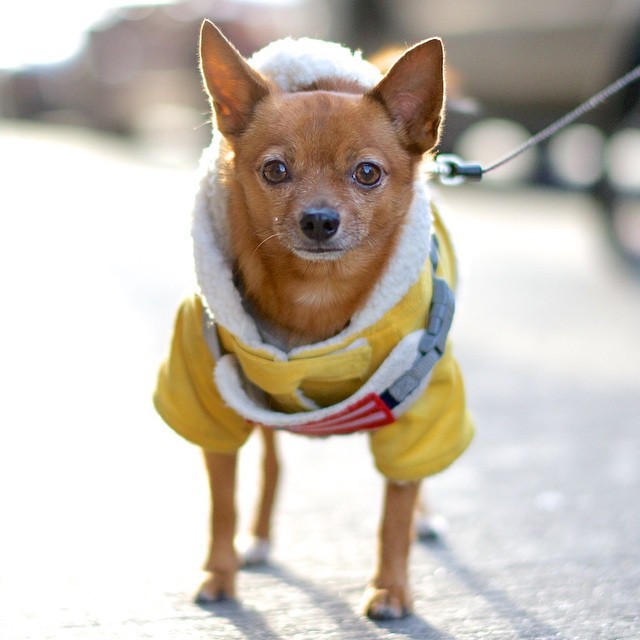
[368,344,474,482]
[153,295,254,453]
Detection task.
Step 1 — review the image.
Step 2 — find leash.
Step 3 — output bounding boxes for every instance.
[431,63,640,185]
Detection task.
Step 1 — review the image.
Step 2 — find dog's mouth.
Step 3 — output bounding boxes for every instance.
[292,246,347,261]
[284,216,362,261]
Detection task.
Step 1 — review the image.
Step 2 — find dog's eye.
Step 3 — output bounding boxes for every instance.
[354,162,382,187]
[262,160,289,184]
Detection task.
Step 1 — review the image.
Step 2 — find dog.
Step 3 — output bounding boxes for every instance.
[154,20,473,620]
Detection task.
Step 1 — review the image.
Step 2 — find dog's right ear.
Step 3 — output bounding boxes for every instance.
[199,20,272,136]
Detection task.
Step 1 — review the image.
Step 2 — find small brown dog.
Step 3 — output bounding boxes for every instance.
[154,20,473,620]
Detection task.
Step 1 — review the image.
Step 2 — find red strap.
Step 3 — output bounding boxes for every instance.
[253,393,395,436]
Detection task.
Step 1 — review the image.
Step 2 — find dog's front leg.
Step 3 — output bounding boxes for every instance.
[197,450,239,602]
[240,427,280,566]
[363,480,420,620]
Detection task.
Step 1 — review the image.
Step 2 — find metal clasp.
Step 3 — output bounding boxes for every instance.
[431,154,484,186]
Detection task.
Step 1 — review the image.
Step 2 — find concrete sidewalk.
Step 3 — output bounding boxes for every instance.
[1,121,638,639]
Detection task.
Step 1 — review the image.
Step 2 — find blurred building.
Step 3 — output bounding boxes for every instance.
[0,0,638,265]
[0,0,325,147]
[1,0,638,165]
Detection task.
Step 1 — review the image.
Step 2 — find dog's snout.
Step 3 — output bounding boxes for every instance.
[299,208,340,241]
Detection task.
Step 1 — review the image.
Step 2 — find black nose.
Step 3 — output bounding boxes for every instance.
[299,208,340,241]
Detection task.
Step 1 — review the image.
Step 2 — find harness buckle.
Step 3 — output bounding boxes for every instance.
[382,275,456,409]
[418,277,455,357]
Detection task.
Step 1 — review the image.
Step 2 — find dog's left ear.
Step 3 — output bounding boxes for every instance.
[368,38,445,154]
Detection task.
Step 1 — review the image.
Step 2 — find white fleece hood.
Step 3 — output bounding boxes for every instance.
[191,36,434,362]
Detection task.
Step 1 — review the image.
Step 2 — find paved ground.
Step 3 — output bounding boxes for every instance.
[1,121,639,639]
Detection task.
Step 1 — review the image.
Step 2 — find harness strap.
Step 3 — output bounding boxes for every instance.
[202,236,455,435]
[380,272,455,409]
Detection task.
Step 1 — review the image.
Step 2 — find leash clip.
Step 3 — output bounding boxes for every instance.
[431,154,484,186]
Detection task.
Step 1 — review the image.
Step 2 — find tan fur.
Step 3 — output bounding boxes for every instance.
[223,89,417,345]
[195,20,445,619]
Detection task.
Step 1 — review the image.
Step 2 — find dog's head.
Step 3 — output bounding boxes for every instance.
[199,21,445,264]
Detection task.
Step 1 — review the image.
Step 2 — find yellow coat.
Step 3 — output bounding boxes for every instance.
[154,211,473,482]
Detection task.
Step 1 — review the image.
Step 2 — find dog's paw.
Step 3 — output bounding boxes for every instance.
[195,570,237,604]
[362,584,413,620]
[238,536,271,567]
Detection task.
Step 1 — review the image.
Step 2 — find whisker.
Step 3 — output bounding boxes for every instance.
[252,233,283,256]
[302,261,313,277]
[195,115,213,130]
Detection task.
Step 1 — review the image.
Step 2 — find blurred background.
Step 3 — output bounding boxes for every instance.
[1,2,640,638]
[1,0,639,265]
